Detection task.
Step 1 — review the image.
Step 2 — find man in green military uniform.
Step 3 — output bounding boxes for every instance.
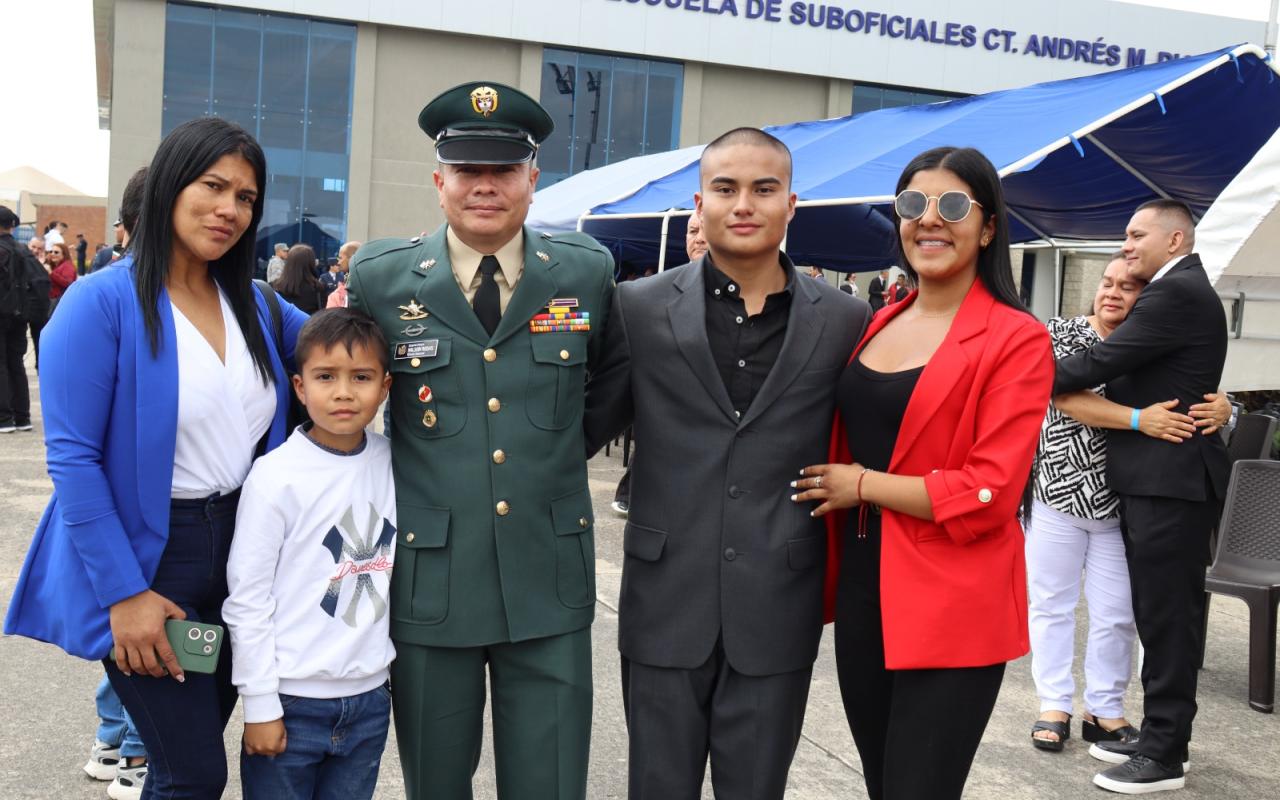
[347,82,614,800]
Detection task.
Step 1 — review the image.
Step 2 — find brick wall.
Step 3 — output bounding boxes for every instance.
[35,204,109,266]
[1060,252,1111,318]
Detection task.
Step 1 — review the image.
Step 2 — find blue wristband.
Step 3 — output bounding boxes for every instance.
[1130,408,1141,430]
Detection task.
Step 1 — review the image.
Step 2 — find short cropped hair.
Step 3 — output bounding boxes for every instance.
[294,308,390,374]
[120,167,148,236]
[1135,198,1196,243]
[700,127,793,188]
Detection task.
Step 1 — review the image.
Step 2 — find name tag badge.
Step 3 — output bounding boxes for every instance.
[394,339,440,360]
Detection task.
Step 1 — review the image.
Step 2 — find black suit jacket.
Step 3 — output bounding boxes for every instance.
[1054,255,1229,501]
[585,256,869,676]
[867,275,887,310]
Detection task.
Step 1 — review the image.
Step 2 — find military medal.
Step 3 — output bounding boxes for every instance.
[422,409,437,428]
[419,259,436,270]
[418,385,433,403]
[398,299,429,320]
[536,250,550,262]
[530,298,589,333]
[470,86,499,117]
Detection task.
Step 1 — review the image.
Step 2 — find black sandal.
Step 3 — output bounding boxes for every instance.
[1031,715,1072,752]
[1081,716,1139,743]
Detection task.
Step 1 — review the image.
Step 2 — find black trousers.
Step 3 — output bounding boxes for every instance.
[834,520,1004,800]
[1118,493,1217,764]
[0,316,30,426]
[621,640,812,800]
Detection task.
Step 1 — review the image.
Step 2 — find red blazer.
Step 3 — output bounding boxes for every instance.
[823,279,1053,669]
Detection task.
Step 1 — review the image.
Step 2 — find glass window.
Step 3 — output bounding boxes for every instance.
[852,82,965,115]
[160,2,355,265]
[539,48,683,188]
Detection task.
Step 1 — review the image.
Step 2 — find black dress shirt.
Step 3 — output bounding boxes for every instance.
[703,255,795,418]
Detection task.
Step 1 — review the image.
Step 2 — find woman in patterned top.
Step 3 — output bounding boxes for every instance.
[1027,253,1230,753]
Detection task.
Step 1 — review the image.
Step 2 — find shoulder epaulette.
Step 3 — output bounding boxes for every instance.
[351,237,420,268]
[540,230,611,256]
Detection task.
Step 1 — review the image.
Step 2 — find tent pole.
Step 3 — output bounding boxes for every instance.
[1083,134,1182,211]
[1053,248,1062,317]
[1007,208,1054,243]
[658,210,672,273]
[1269,0,1279,57]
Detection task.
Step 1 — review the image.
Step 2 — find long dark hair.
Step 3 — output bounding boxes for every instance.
[274,244,321,298]
[131,118,274,384]
[893,146,1030,315]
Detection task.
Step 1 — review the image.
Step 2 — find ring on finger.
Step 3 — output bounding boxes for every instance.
[814,475,823,489]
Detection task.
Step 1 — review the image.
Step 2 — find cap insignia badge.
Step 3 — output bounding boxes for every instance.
[470,86,499,117]
[399,299,429,320]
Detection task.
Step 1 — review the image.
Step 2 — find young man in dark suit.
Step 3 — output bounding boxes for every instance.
[1054,199,1229,795]
[585,128,869,799]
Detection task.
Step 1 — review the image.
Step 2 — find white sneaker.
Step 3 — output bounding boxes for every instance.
[83,739,121,781]
[107,761,146,800]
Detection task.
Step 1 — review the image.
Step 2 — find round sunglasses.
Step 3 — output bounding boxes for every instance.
[894,190,983,223]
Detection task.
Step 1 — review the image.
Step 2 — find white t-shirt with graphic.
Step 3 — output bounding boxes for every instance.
[224,428,397,723]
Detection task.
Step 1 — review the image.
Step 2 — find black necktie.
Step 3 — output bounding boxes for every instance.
[474,255,501,336]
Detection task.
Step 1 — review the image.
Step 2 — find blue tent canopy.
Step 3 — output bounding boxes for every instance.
[534,44,1280,272]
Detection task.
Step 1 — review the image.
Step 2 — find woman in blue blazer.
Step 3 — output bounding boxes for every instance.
[5,118,308,799]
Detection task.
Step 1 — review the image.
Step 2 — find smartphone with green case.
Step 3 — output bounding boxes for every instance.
[109,619,224,674]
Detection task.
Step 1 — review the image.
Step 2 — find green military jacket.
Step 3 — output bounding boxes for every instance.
[348,224,614,647]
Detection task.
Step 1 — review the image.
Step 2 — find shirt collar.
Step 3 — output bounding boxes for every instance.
[702,252,796,301]
[446,227,525,288]
[1150,254,1188,283]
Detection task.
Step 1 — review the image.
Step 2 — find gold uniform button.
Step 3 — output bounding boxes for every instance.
[493,449,506,464]
[405,532,415,543]
[496,500,510,516]
[559,349,570,361]
[483,348,498,362]
[488,397,501,413]
[410,357,421,368]
[578,517,589,528]
[978,488,993,503]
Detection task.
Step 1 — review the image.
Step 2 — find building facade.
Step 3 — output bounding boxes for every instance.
[95,0,1264,293]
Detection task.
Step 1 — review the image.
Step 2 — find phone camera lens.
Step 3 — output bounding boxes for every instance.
[202,645,213,654]
[204,630,217,643]
[187,628,201,640]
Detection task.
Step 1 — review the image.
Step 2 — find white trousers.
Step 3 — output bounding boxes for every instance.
[1026,500,1137,717]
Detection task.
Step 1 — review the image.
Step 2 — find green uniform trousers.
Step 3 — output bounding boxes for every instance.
[390,628,592,800]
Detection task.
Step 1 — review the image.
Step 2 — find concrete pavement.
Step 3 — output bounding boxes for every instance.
[1,351,1275,799]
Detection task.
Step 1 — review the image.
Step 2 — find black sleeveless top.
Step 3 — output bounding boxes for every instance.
[836,357,923,594]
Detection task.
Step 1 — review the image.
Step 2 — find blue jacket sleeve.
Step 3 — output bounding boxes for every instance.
[279,295,308,373]
[40,280,150,607]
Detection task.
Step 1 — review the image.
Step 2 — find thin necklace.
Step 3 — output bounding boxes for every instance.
[913,306,958,318]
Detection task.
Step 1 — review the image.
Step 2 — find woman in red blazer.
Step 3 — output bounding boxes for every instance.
[791,147,1053,800]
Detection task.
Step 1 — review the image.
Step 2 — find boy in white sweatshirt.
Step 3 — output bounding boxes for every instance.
[224,308,396,799]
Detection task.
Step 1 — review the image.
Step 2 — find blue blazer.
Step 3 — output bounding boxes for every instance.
[4,260,308,660]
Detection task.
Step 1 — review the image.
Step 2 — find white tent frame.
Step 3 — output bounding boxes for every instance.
[573,43,1280,315]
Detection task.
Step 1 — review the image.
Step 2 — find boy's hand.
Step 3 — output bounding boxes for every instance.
[243,720,288,756]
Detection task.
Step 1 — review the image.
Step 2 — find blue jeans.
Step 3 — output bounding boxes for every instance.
[241,683,392,800]
[105,491,241,800]
[95,674,145,759]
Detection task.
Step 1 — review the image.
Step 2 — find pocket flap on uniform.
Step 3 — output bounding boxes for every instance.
[787,535,825,570]
[550,488,593,536]
[389,337,452,374]
[623,522,667,562]
[530,334,587,367]
[397,505,450,549]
